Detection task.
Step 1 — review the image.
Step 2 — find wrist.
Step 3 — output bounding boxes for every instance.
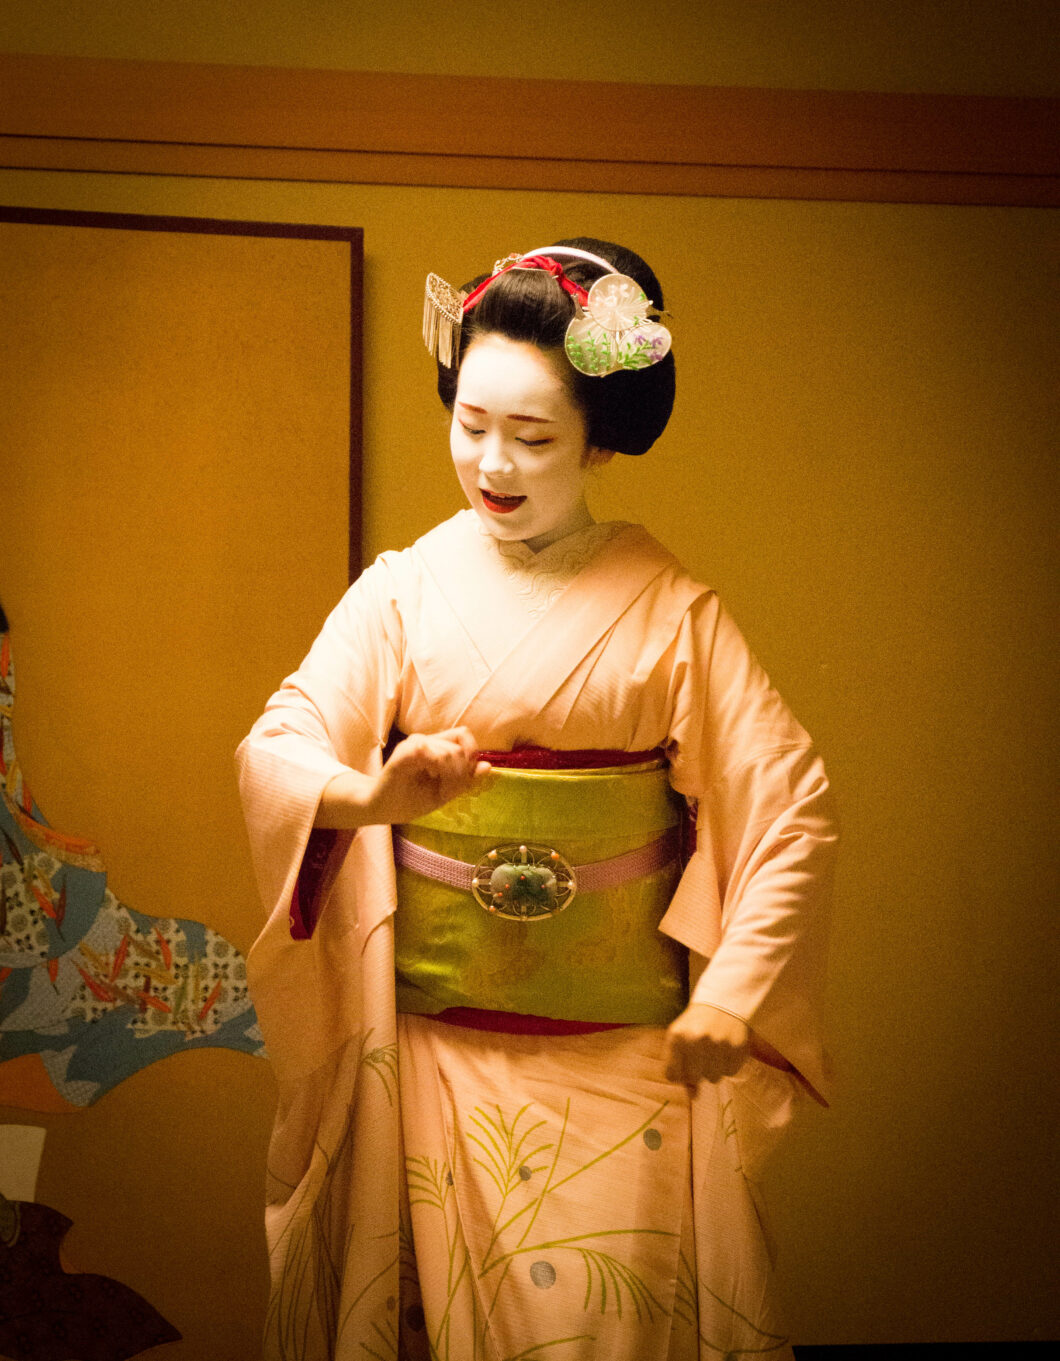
[316,769,381,829]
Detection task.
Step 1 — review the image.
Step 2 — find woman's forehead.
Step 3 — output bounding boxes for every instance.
[456,335,576,417]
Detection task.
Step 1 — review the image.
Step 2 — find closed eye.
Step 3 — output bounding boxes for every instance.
[459,422,485,437]
[517,437,553,447]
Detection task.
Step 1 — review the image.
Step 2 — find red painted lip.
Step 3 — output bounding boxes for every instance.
[481,489,526,514]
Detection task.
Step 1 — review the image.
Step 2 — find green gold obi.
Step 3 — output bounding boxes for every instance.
[393,761,688,1025]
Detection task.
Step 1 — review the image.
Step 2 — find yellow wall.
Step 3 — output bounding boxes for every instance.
[1,165,1055,1349]
[0,0,1056,1351]
[0,215,356,1359]
[1,0,1058,94]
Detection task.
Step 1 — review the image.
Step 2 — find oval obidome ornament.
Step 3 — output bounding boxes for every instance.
[471,843,576,921]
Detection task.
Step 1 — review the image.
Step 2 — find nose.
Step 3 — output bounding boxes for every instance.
[477,433,515,478]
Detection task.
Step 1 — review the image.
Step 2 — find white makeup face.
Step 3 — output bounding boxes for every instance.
[450,334,598,552]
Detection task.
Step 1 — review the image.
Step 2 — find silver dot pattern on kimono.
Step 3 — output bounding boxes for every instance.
[530,1261,557,1289]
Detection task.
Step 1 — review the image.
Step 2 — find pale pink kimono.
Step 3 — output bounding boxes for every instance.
[237,510,836,1361]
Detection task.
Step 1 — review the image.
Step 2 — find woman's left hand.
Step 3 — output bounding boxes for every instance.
[663,1003,751,1087]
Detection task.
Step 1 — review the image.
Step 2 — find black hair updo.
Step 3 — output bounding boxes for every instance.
[435,237,674,457]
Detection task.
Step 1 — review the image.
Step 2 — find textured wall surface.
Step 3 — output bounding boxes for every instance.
[0,0,1056,1350]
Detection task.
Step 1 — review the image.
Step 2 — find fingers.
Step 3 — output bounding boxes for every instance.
[663,1005,751,1087]
[664,1034,745,1087]
[432,726,480,760]
[441,728,492,784]
[378,728,490,822]
[401,729,484,799]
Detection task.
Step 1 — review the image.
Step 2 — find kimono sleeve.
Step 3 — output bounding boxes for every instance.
[661,594,838,1104]
[235,557,404,940]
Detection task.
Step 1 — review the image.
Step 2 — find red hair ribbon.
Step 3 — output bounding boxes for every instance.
[461,255,590,315]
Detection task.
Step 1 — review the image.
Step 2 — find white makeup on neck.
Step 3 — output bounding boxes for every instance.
[450,334,599,553]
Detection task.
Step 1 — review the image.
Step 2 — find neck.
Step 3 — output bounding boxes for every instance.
[521,503,595,553]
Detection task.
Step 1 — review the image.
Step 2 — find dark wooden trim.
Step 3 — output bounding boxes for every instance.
[1,53,1056,206]
[793,1347,1055,1357]
[346,218,363,586]
[0,202,364,243]
[0,205,364,576]
[1,136,1055,207]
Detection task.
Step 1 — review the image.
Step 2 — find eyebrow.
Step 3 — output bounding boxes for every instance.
[457,402,555,424]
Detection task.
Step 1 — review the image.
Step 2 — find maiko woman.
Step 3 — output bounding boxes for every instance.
[237,238,836,1361]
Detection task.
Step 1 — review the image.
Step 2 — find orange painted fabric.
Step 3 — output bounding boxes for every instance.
[236,512,837,1359]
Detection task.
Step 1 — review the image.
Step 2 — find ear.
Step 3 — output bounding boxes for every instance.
[583,447,616,469]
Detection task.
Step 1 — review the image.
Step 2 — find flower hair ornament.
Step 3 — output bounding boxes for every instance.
[423,246,672,377]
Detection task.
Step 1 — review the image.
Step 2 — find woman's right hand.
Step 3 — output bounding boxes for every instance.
[316,727,490,829]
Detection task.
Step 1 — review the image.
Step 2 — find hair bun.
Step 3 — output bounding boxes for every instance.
[435,237,674,456]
